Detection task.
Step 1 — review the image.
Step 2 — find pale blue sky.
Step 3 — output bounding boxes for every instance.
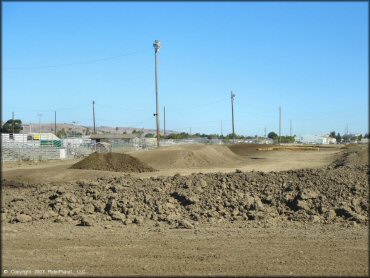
[2,1,368,136]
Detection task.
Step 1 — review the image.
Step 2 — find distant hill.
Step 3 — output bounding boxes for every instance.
[19,123,176,136]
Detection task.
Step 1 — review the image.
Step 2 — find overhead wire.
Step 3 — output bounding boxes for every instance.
[95,103,151,112]
[4,48,151,70]
[166,97,229,111]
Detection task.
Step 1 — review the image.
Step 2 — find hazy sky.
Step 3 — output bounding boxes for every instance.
[3,2,368,136]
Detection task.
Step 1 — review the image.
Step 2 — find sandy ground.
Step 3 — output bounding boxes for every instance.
[2,222,368,276]
[2,145,340,183]
[1,144,368,277]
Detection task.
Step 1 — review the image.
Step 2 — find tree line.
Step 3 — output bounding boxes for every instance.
[1,119,369,143]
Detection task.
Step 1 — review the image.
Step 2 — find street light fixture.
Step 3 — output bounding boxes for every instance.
[153,40,161,148]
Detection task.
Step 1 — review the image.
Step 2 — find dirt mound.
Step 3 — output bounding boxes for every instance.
[228,144,261,156]
[229,143,322,155]
[257,146,320,151]
[130,145,245,169]
[70,152,156,173]
[330,144,368,169]
[2,146,368,228]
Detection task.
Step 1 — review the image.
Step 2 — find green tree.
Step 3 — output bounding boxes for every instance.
[1,119,23,133]
[335,133,342,143]
[145,133,155,138]
[167,132,190,139]
[280,136,295,143]
[56,128,67,139]
[329,131,336,138]
[268,132,278,140]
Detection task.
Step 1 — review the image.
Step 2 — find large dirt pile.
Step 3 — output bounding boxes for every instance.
[130,145,245,169]
[70,152,156,173]
[2,146,368,228]
[329,144,368,169]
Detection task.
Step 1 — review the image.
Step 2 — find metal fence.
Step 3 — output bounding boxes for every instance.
[1,140,96,162]
[1,137,254,163]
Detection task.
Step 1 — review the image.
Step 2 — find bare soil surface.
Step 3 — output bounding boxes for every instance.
[1,143,368,276]
[2,144,341,184]
[130,144,246,169]
[70,152,155,173]
[2,222,367,276]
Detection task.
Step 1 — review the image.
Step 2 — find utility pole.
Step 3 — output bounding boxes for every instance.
[72,121,77,137]
[163,106,166,137]
[92,101,96,134]
[221,121,223,136]
[290,120,292,137]
[153,40,161,148]
[37,114,43,135]
[189,127,192,136]
[12,112,14,134]
[264,127,267,138]
[278,106,282,144]
[54,111,57,135]
[231,91,235,138]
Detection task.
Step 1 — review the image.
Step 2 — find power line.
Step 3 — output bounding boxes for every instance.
[166,98,228,111]
[4,48,151,70]
[3,105,89,113]
[95,103,150,112]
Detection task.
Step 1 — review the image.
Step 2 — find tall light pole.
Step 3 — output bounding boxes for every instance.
[153,40,161,148]
[163,106,166,137]
[92,101,96,134]
[231,91,235,139]
[278,106,282,144]
[12,112,15,134]
[37,114,43,135]
[54,111,57,135]
[72,121,78,137]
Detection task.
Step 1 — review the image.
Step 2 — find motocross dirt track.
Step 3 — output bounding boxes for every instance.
[70,152,156,173]
[1,144,368,276]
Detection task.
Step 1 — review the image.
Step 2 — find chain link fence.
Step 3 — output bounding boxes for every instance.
[1,136,255,163]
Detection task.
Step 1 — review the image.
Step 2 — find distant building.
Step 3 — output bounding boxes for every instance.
[296,134,335,144]
[2,133,28,143]
[28,133,60,141]
[257,138,274,144]
[2,133,60,144]
[328,137,337,144]
[89,133,138,143]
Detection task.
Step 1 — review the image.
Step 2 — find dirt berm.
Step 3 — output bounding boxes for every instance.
[130,144,245,169]
[2,145,368,228]
[70,152,156,173]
